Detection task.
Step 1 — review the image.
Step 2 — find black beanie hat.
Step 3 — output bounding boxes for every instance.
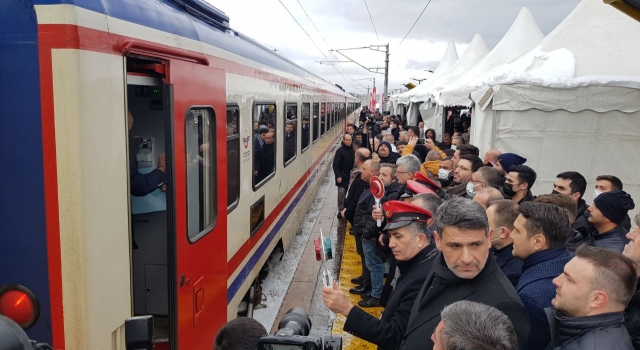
[594,190,635,225]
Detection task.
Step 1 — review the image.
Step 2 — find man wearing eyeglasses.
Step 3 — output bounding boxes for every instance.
[487,200,523,287]
[447,154,483,197]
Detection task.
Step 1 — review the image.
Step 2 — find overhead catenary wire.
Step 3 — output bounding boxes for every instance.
[293,0,366,91]
[363,0,381,43]
[277,0,364,92]
[392,0,434,55]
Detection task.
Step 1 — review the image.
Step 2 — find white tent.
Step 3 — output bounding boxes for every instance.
[435,7,545,107]
[470,0,640,217]
[413,34,490,139]
[397,40,459,106]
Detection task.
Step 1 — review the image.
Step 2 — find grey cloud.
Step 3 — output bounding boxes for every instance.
[404,59,440,71]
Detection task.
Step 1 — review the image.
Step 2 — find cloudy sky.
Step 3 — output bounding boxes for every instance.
[206,0,581,96]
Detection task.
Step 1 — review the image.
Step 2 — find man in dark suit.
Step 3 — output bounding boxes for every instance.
[323,201,438,350]
[400,197,530,350]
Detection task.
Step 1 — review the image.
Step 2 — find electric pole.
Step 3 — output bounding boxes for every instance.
[383,44,389,108]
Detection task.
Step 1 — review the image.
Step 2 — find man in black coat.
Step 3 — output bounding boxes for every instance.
[323,201,438,350]
[284,121,296,163]
[333,134,355,211]
[254,132,275,183]
[399,198,530,350]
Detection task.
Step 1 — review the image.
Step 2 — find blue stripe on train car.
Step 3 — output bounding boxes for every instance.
[0,1,53,345]
[33,0,331,88]
[227,163,322,303]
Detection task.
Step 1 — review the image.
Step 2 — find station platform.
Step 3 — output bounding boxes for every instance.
[270,168,381,349]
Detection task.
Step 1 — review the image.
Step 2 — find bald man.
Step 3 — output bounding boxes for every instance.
[483,149,502,167]
[473,187,504,209]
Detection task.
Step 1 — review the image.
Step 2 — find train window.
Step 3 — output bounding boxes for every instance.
[227,105,240,212]
[253,103,276,189]
[329,103,334,129]
[284,103,297,166]
[301,103,310,152]
[250,196,265,237]
[186,107,217,242]
[320,102,326,136]
[312,103,319,143]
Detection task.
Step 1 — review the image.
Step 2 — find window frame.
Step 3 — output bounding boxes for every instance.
[226,103,241,213]
[320,102,327,137]
[301,102,311,153]
[252,101,277,191]
[185,105,218,243]
[312,102,319,144]
[283,102,298,167]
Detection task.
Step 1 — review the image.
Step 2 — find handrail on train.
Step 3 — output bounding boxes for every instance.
[120,40,210,66]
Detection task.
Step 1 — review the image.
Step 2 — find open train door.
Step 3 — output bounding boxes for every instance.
[169,57,228,349]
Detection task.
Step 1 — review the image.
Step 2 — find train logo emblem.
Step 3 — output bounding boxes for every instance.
[242,136,250,149]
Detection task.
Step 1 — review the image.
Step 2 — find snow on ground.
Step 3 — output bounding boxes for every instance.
[253,171,334,333]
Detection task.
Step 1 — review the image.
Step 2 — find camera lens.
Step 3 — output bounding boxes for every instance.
[277,308,311,336]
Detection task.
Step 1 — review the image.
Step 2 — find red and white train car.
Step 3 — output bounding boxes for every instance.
[0,1,360,349]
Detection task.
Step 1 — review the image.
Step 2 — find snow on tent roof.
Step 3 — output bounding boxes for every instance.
[471,0,640,112]
[396,40,458,105]
[435,7,544,107]
[540,0,640,78]
[409,34,489,103]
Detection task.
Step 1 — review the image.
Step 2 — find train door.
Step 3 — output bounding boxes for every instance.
[125,51,227,350]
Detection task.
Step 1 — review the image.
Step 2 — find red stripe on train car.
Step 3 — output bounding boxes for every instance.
[37,32,66,348]
[226,132,343,277]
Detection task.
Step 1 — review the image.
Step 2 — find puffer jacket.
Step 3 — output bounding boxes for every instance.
[625,280,640,350]
[545,308,633,350]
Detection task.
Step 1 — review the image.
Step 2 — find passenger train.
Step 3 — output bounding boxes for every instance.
[0,1,360,349]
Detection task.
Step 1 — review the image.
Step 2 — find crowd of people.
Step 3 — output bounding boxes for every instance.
[323,108,640,350]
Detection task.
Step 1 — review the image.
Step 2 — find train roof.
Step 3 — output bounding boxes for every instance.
[34,0,351,97]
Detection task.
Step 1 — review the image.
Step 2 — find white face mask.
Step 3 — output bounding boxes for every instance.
[439,168,451,180]
[466,182,476,197]
[451,145,457,151]
[593,189,603,199]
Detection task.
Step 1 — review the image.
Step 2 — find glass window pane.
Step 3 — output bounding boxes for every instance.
[186,107,217,242]
[253,103,276,188]
[226,106,240,211]
[301,103,310,151]
[284,104,297,165]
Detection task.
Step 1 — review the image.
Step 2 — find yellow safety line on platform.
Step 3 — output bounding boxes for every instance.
[332,223,382,349]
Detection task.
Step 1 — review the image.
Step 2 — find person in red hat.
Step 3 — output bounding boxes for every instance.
[322,201,438,350]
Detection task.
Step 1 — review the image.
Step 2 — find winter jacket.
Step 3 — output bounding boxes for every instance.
[625,279,640,350]
[492,244,523,287]
[344,175,367,225]
[591,225,628,252]
[333,142,355,188]
[545,309,633,350]
[362,181,403,240]
[351,190,376,237]
[379,152,400,164]
[344,245,438,350]
[571,199,592,238]
[516,247,572,350]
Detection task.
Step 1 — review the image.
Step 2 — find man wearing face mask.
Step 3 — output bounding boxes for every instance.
[467,166,504,199]
[487,200,523,287]
[448,155,483,198]
[438,157,454,188]
[503,165,537,204]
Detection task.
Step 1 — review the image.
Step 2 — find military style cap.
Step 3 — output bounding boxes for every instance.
[383,200,433,230]
[413,171,442,191]
[400,180,436,198]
